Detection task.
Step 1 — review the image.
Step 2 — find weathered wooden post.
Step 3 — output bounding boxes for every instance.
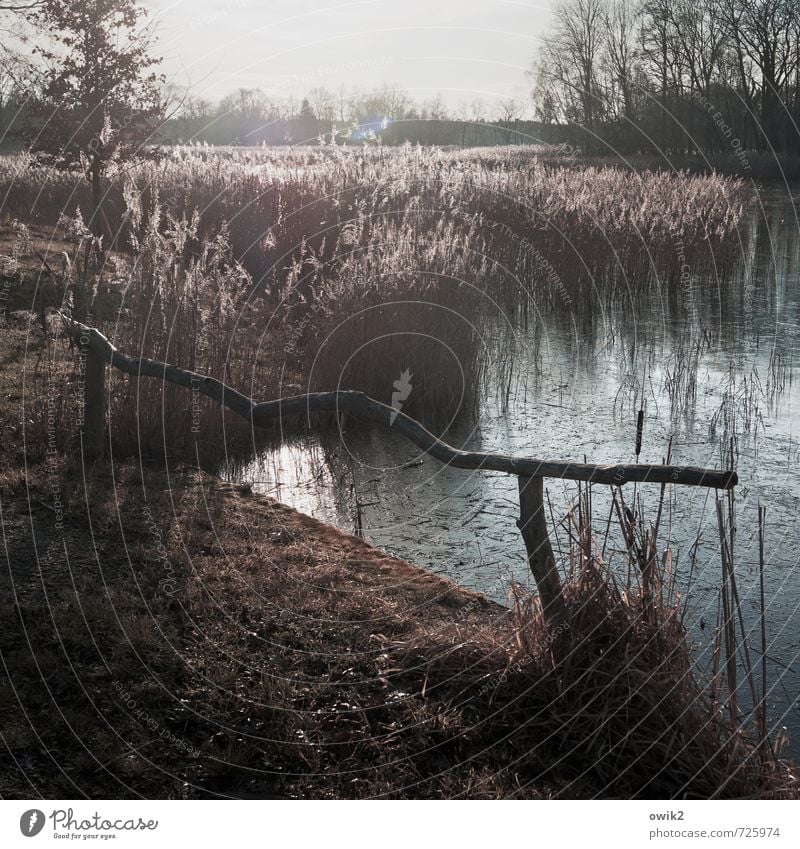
[81,334,106,461]
[517,475,565,626]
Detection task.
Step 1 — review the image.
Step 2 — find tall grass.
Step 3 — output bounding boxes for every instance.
[385,483,796,798]
[1,144,752,458]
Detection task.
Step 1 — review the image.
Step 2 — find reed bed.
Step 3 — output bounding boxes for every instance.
[1,144,752,460]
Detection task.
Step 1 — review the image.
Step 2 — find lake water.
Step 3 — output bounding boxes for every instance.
[227,186,800,749]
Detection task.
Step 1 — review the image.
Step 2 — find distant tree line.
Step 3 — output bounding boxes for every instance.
[2,60,555,150]
[4,0,799,160]
[534,0,800,155]
[157,86,550,147]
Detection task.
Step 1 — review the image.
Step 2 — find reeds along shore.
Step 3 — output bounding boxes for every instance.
[386,482,797,798]
[0,145,752,460]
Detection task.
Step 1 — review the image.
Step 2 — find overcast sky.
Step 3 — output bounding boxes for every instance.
[146,0,551,115]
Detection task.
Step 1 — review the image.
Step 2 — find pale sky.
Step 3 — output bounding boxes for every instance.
[146,0,552,115]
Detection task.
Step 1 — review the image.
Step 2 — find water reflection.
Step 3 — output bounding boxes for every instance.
[226,188,800,745]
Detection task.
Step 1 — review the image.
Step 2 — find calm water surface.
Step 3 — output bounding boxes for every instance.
[227,188,800,748]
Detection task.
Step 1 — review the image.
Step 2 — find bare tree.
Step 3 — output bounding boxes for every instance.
[308,86,336,123]
[538,0,607,144]
[602,0,639,124]
[0,0,40,82]
[335,83,353,123]
[719,0,800,147]
[497,97,522,142]
[363,83,409,119]
[421,92,449,120]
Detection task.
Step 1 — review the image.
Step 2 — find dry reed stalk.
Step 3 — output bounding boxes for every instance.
[758,504,770,756]
[383,483,795,798]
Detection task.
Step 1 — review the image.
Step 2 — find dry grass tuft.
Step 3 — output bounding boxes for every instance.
[382,492,798,799]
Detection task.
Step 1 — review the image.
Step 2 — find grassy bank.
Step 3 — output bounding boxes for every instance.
[0,460,511,799]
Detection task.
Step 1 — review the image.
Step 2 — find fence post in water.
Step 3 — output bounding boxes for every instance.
[517,475,564,626]
[82,337,106,461]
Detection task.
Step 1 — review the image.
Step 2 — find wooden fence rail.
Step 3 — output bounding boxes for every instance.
[63,316,738,626]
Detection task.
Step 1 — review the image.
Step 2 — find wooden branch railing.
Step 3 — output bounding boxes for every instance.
[64,316,738,627]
